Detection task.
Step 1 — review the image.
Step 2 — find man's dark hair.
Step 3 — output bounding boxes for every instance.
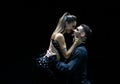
[81,24,92,39]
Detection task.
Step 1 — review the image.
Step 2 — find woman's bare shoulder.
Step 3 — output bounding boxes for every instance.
[54,33,64,40]
[51,33,63,40]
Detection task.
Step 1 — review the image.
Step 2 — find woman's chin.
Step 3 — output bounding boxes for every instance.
[67,31,71,34]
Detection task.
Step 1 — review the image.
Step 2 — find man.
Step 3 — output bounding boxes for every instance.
[51,24,92,84]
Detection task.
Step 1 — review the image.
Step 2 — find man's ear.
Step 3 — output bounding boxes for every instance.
[80,32,85,37]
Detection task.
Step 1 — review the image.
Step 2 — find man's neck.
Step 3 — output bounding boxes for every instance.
[78,42,85,46]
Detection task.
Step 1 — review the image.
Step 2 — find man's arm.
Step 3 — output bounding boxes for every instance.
[55,47,86,75]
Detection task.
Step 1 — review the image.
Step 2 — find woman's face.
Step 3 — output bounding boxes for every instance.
[65,21,77,34]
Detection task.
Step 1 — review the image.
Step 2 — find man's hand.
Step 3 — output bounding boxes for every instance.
[45,49,56,57]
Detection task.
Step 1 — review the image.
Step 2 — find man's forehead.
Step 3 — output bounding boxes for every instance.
[77,25,83,30]
[73,21,77,25]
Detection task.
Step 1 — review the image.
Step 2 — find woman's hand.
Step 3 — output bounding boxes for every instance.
[73,30,81,45]
[73,29,80,38]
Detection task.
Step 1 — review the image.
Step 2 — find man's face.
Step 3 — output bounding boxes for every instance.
[77,25,84,33]
[73,25,83,38]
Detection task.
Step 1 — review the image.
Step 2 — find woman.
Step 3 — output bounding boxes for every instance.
[45,12,81,61]
[33,12,81,84]
[34,12,81,73]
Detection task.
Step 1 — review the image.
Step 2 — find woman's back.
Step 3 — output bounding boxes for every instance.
[48,33,63,60]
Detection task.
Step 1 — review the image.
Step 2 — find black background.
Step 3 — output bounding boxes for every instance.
[14,1,120,84]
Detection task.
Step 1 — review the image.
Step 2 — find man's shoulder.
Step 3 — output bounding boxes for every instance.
[77,45,87,52]
[73,46,87,57]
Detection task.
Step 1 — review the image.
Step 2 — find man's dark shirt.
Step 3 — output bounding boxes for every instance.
[54,43,90,84]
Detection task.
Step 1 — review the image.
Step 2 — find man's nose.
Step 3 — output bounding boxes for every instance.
[73,29,77,32]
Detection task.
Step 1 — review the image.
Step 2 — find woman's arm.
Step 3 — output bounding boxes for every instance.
[54,33,80,59]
